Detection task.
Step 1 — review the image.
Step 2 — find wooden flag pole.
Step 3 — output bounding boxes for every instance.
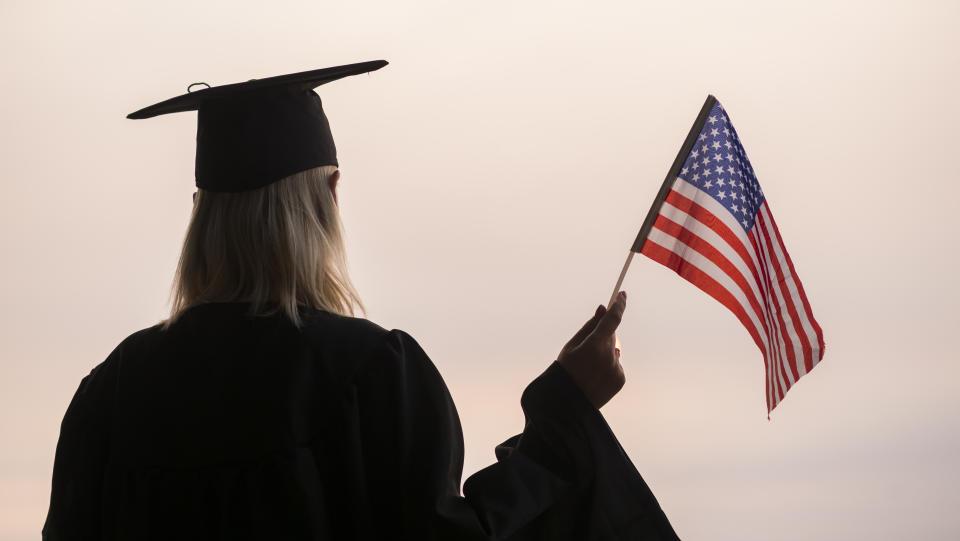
[608,251,635,307]
[607,94,719,308]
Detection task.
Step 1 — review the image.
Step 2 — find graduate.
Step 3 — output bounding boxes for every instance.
[42,60,680,540]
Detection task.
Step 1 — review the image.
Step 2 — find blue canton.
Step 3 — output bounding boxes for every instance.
[677,102,765,232]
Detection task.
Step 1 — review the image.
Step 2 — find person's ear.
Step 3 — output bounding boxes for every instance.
[192,191,197,203]
[328,169,341,203]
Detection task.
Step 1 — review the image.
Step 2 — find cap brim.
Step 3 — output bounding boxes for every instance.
[127,59,388,119]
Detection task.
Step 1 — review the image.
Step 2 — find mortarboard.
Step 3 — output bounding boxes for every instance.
[127,60,388,192]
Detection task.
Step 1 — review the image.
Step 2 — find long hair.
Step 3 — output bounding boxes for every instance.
[163,165,362,329]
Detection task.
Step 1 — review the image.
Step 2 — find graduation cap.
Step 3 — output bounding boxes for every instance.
[127,60,388,192]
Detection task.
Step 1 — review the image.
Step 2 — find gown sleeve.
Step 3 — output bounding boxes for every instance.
[42,352,119,541]
[352,329,679,541]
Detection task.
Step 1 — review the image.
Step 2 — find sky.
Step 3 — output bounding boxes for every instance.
[1,0,959,539]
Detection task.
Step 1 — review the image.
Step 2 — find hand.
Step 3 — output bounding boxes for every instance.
[556,291,627,409]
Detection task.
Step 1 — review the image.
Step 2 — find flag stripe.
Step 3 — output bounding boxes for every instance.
[665,183,801,407]
[759,204,825,365]
[658,198,781,368]
[654,203,769,334]
[746,219,799,386]
[755,208,809,378]
[669,183,764,286]
[645,227,768,351]
[649,199,790,407]
[652,214,772,339]
[651,209,781,390]
[748,223,798,396]
[644,222,779,411]
[764,204,824,351]
[664,182,791,404]
[640,239,774,408]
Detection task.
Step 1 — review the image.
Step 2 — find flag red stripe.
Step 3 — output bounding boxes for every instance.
[641,239,773,412]
[746,227,792,403]
[760,202,825,359]
[756,210,811,376]
[664,190,788,404]
[664,191,764,288]
[643,177,822,412]
[652,214,773,346]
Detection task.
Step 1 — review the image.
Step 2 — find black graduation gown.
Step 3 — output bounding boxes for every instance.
[43,302,679,540]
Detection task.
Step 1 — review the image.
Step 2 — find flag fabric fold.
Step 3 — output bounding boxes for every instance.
[636,97,824,413]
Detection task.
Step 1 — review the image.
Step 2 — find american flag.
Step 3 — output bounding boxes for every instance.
[634,96,824,413]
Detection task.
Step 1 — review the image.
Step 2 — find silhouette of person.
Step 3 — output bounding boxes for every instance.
[43,61,679,540]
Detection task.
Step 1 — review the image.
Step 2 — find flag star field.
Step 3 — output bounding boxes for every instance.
[679,105,764,232]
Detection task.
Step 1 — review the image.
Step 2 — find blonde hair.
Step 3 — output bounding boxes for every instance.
[163,165,363,329]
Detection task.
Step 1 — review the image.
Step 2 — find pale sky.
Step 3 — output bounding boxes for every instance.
[2,1,959,539]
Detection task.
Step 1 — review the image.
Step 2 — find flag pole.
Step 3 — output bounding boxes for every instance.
[608,252,634,307]
[608,94,718,306]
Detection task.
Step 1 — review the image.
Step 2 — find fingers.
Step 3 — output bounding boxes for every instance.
[593,291,626,339]
[564,304,606,350]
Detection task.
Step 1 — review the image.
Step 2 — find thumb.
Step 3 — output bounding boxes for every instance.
[591,291,626,340]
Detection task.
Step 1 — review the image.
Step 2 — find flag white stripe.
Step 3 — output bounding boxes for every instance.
[659,200,773,335]
[758,204,821,373]
[655,200,782,398]
[646,228,769,354]
[749,226,793,405]
[752,220,800,386]
[673,178,764,275]
[671,178,791,403]
[754,209,805,381]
